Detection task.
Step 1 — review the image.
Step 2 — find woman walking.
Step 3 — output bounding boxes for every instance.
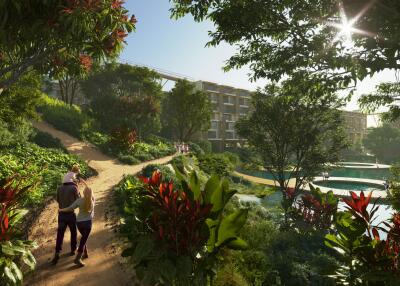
[59,179,95,267]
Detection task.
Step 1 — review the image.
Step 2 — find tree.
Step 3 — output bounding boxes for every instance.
[0,0,136,91]
[236,77,347,198]
[363,124,400,163]
[81,63,163,138]
[171,1,400,87]
[359,82,400,122]
[161,79,211,142]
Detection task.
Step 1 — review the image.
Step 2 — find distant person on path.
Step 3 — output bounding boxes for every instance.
[51,165,81,265]
[59,180,95,267]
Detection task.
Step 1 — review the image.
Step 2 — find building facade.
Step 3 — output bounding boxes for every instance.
[195,81,252,151]
[195,80,368,151]
[340,110,368,147]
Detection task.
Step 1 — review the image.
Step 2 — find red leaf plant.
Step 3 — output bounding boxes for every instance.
[0,175,34,241]
[385,213,400,271]
[296,193,337,230]
[139,171,213,256]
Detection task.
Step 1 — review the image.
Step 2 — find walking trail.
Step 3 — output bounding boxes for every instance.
[26,121,176,286]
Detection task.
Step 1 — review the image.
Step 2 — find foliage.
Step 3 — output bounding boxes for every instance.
[198,153,237,177]
[0,175,38,285]
[236,78,347,198]
[111,128,137,150]
[0,72,42,125]
[221,202,338,286]
[293,185,339,231]
[325,191,400,285]
[118,169,248,285]
[0,143,93,207]
[388,164,400,212]
[0,0,135,90]
[81,63,162,138]
[359,82,400,122]
[29,129,66,152]
[195,140,212,154]
[171,1,400,89]
[161,79,211,142]
[38,95,92,139]
[188,142,205,157]
[363,124,400,164]
[0,121,33,149]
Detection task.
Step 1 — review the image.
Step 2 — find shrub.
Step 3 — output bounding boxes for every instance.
[117,154,141,165]
[188,142,205,157]
[195,139,212,154]
[120,170,248,285]
[0,175,38,285]
[0,120,33,148]
[198,153,235,177]
[0,143,94,207]
[38,95,91,138]
[29,129,66,152]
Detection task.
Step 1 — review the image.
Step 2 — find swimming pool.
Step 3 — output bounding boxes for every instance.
[313,180,385,192]
[238,165,391,181]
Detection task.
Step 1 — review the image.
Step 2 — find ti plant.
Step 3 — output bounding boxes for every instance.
[0,174,38,286]
[121,169,248,286]
[325,191,400,286]
[295,185,338,230]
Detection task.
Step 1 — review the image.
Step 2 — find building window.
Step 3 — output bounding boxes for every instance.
[223,113,232,121]
[224,105,235,113]
[239,106,249,114]
[225,131,234,139]
[210,121,218,130]
[208,131,218,139]
[227,122,235,131]
[223,95,234,104]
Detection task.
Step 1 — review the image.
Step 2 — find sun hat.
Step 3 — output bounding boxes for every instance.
[62,171,77,184]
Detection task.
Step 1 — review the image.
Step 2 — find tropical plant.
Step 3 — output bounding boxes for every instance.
[325,191,400,285]
[0,175,38,285]
[388,163,400,212]
[294,185,339,230]
[120,169,248,285]
[0,0,135,90]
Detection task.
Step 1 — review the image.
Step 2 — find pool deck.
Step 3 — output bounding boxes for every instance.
[233,171,388,199]
[335,162,391,169]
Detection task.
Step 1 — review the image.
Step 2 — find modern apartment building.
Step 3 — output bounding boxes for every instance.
[194,80,368,151]
[340,110,368,147]
[195,81,252,152]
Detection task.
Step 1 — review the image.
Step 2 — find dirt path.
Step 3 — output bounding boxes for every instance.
[26,121,176,286]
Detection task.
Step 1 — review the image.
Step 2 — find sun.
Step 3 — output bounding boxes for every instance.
[327,1,375,47]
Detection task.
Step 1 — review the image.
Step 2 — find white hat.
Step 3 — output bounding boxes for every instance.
[62,171,77,183]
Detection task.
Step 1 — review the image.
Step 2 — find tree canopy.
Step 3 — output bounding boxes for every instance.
[236,77,347,193]
[0,0,136,91]
[363,123,400,164]
[171,1,400,86]
[81,63,163,138]
[161,79,211,142]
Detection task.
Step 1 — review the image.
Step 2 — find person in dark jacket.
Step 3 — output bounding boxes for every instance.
[51,165,81,265]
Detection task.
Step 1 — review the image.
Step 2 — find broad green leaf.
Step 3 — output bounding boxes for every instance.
[189,171,201,199]
[226,238,249,250]
[216,209,248,248]
[204,175,220,204]
[133,237,154,263]
[206,219,218,252]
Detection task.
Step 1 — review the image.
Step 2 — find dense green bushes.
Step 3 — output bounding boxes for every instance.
[37,95,91,138]
[198,152,239,177]
[38,95,176,164]
[0,143,94,207]
[29,128,67,152]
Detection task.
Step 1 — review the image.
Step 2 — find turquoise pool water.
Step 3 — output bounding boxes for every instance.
[314,181,384,192]
[239,167,391,181]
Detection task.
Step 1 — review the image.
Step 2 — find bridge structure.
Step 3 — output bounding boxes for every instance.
[121,60,196,87]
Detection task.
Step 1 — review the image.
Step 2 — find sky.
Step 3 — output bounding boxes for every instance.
[120,1,397,113]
